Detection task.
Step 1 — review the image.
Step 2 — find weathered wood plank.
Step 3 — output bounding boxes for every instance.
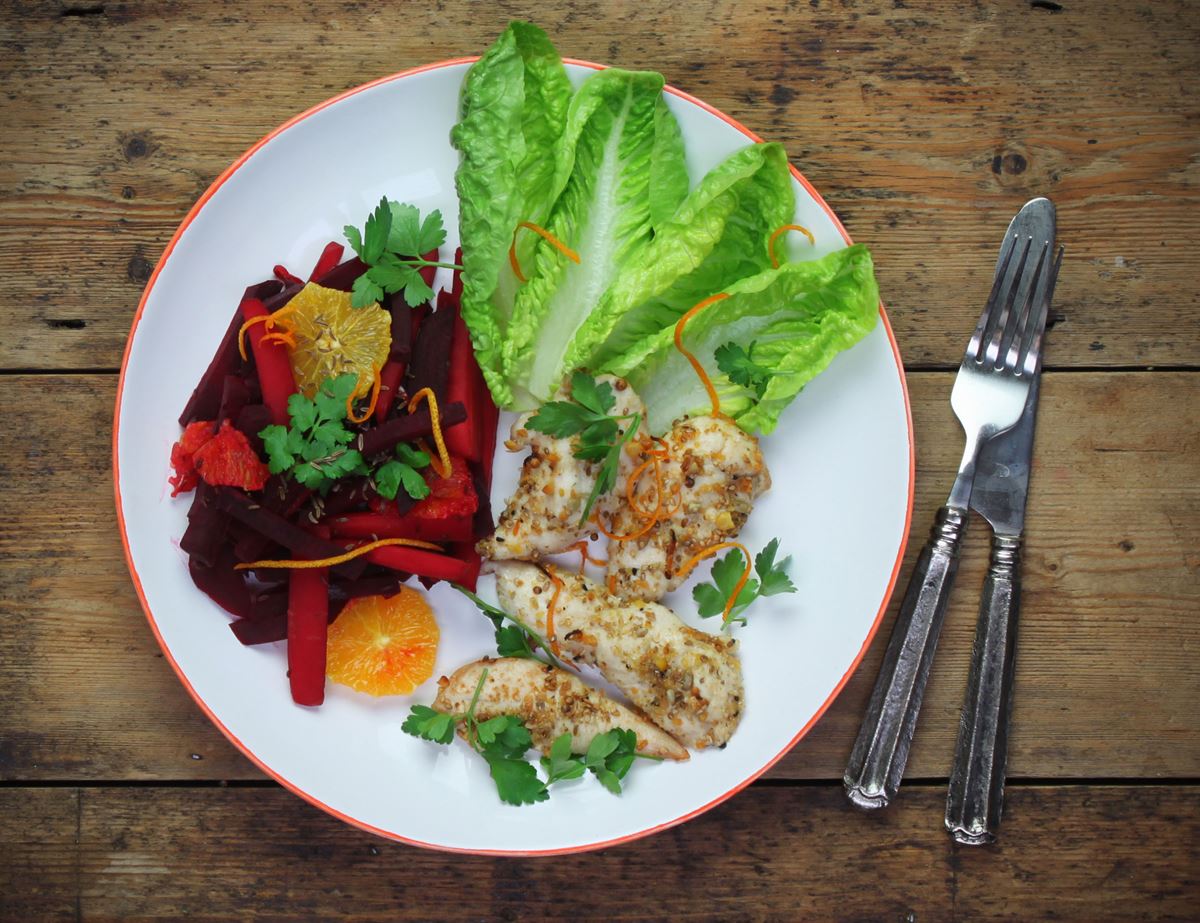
[1,785,1196,920]
[0,1,1197,369]
[2,371,1196,782]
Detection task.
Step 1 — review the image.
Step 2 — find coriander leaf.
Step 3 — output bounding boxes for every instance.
[525,400,592,439]
[395,444,431,468]
[592,767,623,795]
[482,752,548,806]
[484,720,534,759]
[316,374,358,418]
[343,223,365,262]
[495,624,537,659]
[755,538,797,597]
[475,715,514,748]
[324,450,368,480]
[569,370,616,417]
[402,271,435,308]
[400,465,431,500]
[692,548,759,620]
[715,341,771,400]
[578,412,641,526]
[693,582,729,620]
[368,256,420,293]
[417,208,448,255]
[374,459,429,501]
[540,733,586,785]
[259,424,295,473]
[351,272,384,309]
[386,202,448,257]
[287,392,318,433]
[401,705,457,745]
[293,462,328,489]
[362,196,392,265]
[584,731,620,767]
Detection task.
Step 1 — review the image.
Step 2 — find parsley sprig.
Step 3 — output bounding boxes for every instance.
[453,585,569,671]
[344,198,463,309]
[715,341,772,400]
[402,668,657,806]
[692,538,797,627]
[258,373,430,500]
[525,372,642,526]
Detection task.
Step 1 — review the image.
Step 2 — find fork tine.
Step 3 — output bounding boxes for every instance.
[982,236,1032,366]
[966,232,1018,362]
[998,241,1050,369]
[1017,245,1064,376]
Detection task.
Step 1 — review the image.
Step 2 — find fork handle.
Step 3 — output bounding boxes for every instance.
[844,505,967,809]
[945,533,1022,845]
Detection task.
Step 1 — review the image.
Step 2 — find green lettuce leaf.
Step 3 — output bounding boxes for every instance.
[569,142,795,377]
[502,68,687,408]
[451,21,573,407]
[600,243,879,434]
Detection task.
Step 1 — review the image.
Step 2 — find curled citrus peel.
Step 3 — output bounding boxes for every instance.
[674,293,730,418]
[235,537,441,571]
[509,221,581,283]
[238,304,297,361]
[346,365,382,425]
[677,540,753,626]
[767,223,815,269]
[407,387,451,478]
[565,540,607,574]
[542,566,565,659]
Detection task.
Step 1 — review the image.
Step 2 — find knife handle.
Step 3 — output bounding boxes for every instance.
[945,533,1022,845]
[844,505,967,809]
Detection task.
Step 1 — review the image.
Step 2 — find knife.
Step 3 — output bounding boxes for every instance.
[945,243,1063,845]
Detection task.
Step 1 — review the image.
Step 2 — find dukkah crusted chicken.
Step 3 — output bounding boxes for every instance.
[605,414,770,602]
[476,375,646,561]
[432,656,689,761]
[492,561,744,750]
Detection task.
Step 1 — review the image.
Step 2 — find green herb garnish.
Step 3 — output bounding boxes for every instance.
[259,374,368,490]
[524,371,642,526]
[373,443,432,502]
[344,198,461,309]
[715,340,771,400]
[692,538,797,627]
[452,585,568,671]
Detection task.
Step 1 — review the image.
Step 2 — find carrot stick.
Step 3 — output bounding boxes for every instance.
[309,242,345,281]
[239,295,297,426]
[287,567,329,706]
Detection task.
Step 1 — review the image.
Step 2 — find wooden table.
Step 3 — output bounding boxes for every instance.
[2,2,1197,919]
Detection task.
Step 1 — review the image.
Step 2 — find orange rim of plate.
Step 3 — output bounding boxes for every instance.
[112,56,916,858]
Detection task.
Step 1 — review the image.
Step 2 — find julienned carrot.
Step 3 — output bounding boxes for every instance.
[240,296,297,426]
[367,544,479,588]
[309,242,345,281]
[274,264,304,286]
[449,541,482,592]
[287,567,329,706]
[329,511,473,543]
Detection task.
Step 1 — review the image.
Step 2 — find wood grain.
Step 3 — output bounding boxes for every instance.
[0,784,1196,921]
[2,371,1196,782]
[1,1,1197,369]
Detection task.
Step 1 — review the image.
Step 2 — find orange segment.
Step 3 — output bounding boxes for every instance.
[283,282,391,398]
[325,589,439,696]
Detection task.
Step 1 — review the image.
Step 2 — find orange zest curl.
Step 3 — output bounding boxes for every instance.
[566,540,607,574]
[677,541,753,626]
[544,567,565,658]
[674,293,730,418]
[346,366,383,425]
[238,304,296,361]
[508,221,581,283]
[234,537,441,571]
[767,223,816,269]
[407,387,452,478]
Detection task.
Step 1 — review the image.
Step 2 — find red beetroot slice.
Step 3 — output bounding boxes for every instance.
[329,511,473,543]
[191,421,271,492]
[287,567,329,706]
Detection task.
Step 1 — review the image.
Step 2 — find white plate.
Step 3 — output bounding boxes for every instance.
[114,58,913,855]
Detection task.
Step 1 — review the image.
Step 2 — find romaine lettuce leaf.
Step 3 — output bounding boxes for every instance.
[600,243,879,434]
[502,68,688,409]
[569,142,795,375]
[451,22,572,406]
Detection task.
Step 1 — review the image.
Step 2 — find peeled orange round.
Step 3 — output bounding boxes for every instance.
[283,282,391,398]
[325,589,439,696]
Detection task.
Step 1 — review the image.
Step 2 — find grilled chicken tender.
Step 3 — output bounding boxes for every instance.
[477,375,647,561]
[493,562,744,750]
[606,414,769,602]
[433,657,688,761]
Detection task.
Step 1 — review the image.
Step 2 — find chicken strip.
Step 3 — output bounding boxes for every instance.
[433,657,688,761]
[492,562,744,750]
[605,414,770,602]
[477,375,647,561]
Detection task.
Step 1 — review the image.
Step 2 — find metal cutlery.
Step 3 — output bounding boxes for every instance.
[946,245,1062,845]
[844,198,1059,812]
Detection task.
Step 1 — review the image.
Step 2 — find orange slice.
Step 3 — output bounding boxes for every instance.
[283,282,391,398]
[325,589,439,696]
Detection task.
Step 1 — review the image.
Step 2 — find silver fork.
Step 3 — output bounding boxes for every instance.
[844,198,1057,810]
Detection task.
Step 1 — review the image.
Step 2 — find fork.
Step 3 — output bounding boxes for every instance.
[844,200,1057,810]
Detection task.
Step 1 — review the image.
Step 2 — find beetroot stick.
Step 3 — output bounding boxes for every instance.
[309,242,345,281]
[287,567,329,706]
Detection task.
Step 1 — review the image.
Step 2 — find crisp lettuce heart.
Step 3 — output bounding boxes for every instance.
[502,68,688,409]
[451,22,572,407]
[601,244,880,434]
